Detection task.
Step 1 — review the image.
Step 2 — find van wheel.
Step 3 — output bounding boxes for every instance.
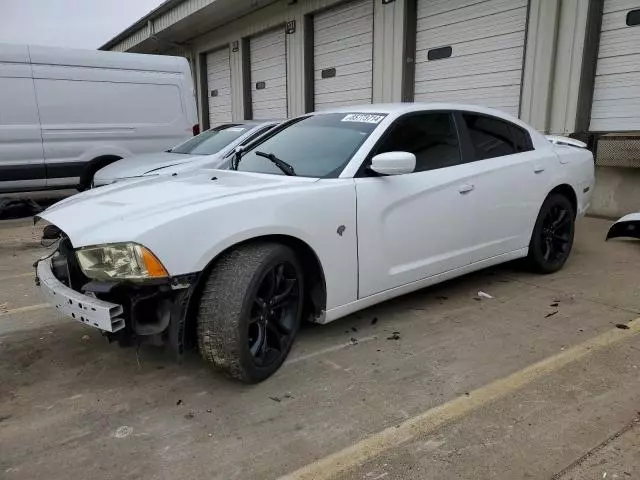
[526,194,575,274]
[197,243,304,383]
[78,156,121,191]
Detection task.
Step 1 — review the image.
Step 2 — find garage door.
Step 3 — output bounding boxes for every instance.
[206,47,233,127]
[313,0,374,111]
[414,0,528,117]
[249,28,287,119]
[590,0,640,131]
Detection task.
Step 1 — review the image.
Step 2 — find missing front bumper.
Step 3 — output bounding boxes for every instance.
[37,258,125,332]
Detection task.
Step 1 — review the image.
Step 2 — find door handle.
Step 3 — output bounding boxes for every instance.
[458,184,475,194]
[534,165,545,174]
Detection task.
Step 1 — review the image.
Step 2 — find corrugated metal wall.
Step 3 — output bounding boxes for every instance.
[590,0,640,131]
[111,24,151,52]
[109,0,628,137]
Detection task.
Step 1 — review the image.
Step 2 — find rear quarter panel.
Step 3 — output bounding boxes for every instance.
[552,145,595,216]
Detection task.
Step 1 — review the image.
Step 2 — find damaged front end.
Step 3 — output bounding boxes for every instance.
[35,232,199,355]
[606,213,640,241]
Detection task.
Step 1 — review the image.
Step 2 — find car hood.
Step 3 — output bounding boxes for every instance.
[39,170,319,247]
[94,152,209,182]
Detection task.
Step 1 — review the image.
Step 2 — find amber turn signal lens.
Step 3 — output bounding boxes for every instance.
[140,246,169,278]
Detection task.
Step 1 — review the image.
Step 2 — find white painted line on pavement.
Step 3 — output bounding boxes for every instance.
[0,272,34,282]
[0,303,50,317]
[286,335,378,366]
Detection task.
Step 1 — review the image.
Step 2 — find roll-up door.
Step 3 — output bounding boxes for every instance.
[249,28,288,119]
[590,0,640,131]
[414,0,528,117]
[313,0,374,111]
[206,47,232,127]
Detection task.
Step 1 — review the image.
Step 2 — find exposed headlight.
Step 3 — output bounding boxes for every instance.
[76,243,168,281]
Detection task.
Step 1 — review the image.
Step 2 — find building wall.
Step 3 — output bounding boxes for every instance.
[109,0,640,217]
[190,0,406,125]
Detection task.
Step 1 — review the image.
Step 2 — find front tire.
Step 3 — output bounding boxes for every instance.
[526,193,575,274]
[197,243,304,383]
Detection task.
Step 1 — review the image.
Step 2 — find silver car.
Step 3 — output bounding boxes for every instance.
[93,121,278,187]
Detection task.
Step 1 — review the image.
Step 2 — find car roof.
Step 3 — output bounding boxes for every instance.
[315,102,527,127]
[235,120,281,128]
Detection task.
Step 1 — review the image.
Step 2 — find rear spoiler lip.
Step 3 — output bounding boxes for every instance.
[545,135,587,149]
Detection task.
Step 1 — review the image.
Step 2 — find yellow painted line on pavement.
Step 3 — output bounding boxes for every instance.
[0,303,50,317]
[280,317,640,480]
[0,272,34,282]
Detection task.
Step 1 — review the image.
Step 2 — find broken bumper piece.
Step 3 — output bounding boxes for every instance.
[36,258,125,332]
[606,213,640,240]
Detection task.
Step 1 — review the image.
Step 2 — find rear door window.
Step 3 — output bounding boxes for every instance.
[511,125,533,152]
[462,114,517,160]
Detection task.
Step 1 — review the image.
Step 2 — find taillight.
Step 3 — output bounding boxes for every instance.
[192,124,200,136]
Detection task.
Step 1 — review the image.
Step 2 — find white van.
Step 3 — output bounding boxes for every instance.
[0,43,198,193]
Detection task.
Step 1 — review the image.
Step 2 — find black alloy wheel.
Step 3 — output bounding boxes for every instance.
[248,262,300,367]
[197,243,304,383]
[527,193,575,273]
[540,203,573,264]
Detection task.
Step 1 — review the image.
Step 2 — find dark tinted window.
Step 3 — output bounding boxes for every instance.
[428,46,452,60]
[511,125,533,152]
[627,9,640,26]
[375,113,461,172]
[463,114,519,160]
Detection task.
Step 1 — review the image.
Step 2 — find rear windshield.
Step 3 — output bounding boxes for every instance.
[237,113,385,178]
[171,125,249,155]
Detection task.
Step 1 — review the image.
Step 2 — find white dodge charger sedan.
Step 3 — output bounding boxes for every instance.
[36,103,595,383]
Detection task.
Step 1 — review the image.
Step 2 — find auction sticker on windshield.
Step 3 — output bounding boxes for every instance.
[341,114,385,124]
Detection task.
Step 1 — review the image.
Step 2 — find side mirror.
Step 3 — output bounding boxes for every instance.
[370,151,416,176]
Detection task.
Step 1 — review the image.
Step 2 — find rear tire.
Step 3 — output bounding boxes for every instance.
[197,243,304,383]
[526,193,575,274]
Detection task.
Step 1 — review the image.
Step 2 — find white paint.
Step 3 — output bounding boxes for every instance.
[414,0,528,116]
[39,103,594,328]
[590,0,640,131]
[286,335,378,366]
[0,43,197,193]
[114,426,133,438]
[313,0,374,110]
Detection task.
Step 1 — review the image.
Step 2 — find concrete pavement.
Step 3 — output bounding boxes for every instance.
[0,216,639,479]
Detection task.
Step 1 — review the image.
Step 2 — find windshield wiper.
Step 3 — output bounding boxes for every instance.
[255,151,296,176]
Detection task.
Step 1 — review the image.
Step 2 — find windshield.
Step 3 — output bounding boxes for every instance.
[237,113,385,178]
[171,125,250,155]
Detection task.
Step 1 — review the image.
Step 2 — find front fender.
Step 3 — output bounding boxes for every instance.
[136,179,359,310]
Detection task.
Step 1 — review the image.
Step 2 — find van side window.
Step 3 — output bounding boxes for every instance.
[374,113,461,172]
[463,114,531,160]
